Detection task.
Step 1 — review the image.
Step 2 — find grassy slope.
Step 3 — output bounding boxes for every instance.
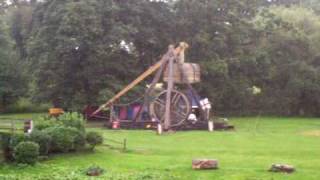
[0,114,320,180]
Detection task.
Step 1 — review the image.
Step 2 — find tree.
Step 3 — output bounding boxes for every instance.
[172,0,260,114]
[28,0,174,109]
[0,14,26,111]
[1,0,319,116]
[253,6,320,115]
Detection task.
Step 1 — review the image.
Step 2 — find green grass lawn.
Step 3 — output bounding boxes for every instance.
[1,114,320,180]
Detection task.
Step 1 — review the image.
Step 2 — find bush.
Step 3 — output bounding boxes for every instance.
[1,133,27,161]
[28,130,52,155]
[34,116,59,131]
[13,141,39,165]
[9,134,26,149]
[44,126,74,153]
[57,112,85,132]
[86,132,103,150]
[0,132,14,161]
[44,126,85,152]
[69,128,86,150]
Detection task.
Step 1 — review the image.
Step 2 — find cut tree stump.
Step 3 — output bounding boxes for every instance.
[192,159,218,170]
[269,164,295,173]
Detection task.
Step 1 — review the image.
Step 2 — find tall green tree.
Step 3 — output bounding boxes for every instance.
[253,6,320,115]
[173,0,260,114]
[28,0,174,109]
[0,14,26,111]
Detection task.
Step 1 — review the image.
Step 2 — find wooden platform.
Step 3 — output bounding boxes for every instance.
[105,120,234,131]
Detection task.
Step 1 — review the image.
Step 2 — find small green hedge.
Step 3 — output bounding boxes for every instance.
[9,134,26,149]
[58,112,86,132]
[13,141,39,165]
[1,112,103,165]
[44,126,86,153]
[34,116,58,130]
[86,131,103,150]
[28,130,52,155]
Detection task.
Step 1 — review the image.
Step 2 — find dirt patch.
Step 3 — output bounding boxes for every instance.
[301,130,320,137]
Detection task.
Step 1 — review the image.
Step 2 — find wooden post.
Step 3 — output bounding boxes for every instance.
[164,46,175,130]
[123,138,127,151]
[208,120,214,132]
[11,119,14,134]
[206,109,214,132]
[110,104,114,122]
[157,123,163,134]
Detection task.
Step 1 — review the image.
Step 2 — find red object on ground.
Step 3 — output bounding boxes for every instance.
[112,121,120,129]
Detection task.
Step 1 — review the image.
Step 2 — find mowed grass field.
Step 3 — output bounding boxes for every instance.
[0,113,320,180]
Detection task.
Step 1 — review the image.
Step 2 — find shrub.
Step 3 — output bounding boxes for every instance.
[44,126,74,153]
[44,126,85,152]
[34,116,59,130]
[13,141,39,165]
[1,133,26,161]
[9,134,26,149]
[69,128,86,150]
[28,130,52,155]
[57,112,85,131]
[0,132,14,161]
[86,132,103,150]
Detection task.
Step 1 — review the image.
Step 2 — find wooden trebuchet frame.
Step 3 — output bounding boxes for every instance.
[92,43,189,117]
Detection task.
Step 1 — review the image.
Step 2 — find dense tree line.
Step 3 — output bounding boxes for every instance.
[1,0,320,116]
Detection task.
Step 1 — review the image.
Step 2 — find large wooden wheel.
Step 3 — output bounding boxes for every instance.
[149,90,191,127]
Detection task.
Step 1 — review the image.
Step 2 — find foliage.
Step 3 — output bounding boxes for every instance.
[0,133,27,161]
[0,13,26,111]
[13,141,39,165]
[9,133,26,149]
[34,115,59,130]
[28,130,51,155]
[85,131,103,150]
[1,0,320,116]
[57,112,85,132]
[44,126,85,153]
[4,98,50,113]
[252,6,320,116]
[69,127,86,150]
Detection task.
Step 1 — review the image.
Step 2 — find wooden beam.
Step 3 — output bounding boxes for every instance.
[134,57,169,122]
[164,46,176,130]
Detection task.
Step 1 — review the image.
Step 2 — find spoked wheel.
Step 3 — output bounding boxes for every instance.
[149,90,191,127]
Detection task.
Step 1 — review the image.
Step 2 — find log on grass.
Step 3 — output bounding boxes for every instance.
[269,164,295,173]
[192,159,218,170]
